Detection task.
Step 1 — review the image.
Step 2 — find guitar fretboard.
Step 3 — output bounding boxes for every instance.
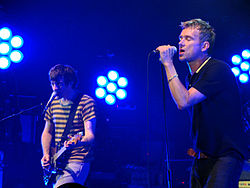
[53,147,66,163]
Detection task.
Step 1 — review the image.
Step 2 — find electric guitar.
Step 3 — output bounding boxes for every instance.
[43,132,83,186]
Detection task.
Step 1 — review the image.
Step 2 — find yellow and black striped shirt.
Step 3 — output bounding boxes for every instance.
[44,94,96,163]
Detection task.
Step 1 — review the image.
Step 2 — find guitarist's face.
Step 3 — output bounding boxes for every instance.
[50,78,68,98]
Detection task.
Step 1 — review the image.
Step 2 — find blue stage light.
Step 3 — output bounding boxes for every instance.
[10,35,24,48]
[97,76,108,87]
[95,70,128,104]
[95,87,107,99]
[117,77,128,88]
[231,55,242,65]
[9,50,23,63]
[0,57,11,69]
[0,27,12,40]
[239,73,249,84]
[0,42,12,55]
[108,70,119,81]
[240,61,250,71]
[231,67,240,77]
[106,82,117,93]
[105,94,116,105]
[242,49,250,60]
[116,89,127,100]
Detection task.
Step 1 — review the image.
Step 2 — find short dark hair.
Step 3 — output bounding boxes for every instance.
[49,64,78,88]
[180,18,216,54]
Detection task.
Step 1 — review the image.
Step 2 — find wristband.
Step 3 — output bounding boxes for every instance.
[168,74,178,83]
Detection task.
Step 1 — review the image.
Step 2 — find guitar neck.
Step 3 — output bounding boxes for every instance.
[53,146,66,162]
[52,132,83,162]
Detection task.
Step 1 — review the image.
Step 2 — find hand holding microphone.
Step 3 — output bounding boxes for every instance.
[155,45,177,65]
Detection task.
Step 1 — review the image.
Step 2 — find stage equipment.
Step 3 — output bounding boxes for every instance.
[0,27,24,70]
[95,70,128,105]
[231,49,250,83]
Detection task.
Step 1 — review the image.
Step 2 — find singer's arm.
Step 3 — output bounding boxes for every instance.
[156,45,206,110]
[163,62,206,110]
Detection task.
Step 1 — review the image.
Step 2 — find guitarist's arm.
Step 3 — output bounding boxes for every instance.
[41,120,54,168]
[64,118,96,147]
[81,118,96,145]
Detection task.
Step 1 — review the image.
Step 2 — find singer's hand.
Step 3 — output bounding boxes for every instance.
[156,45,177,66]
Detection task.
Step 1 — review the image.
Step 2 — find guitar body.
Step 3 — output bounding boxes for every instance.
[42,132,83,186]
[43,147,62,186]
[43,167,57,186]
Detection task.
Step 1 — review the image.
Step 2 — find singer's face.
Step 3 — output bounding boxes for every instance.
[178,27,203,62]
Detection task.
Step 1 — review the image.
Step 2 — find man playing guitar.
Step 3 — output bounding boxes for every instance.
[41,64,96,188]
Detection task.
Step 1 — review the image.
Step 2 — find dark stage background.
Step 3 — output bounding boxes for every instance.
[0,0,249,187]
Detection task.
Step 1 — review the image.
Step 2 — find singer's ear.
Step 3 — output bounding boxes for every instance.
[201,41,210,53]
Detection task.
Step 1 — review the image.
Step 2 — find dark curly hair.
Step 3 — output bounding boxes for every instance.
[49,64,78,88]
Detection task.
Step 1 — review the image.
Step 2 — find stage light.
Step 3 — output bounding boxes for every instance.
[95,70,128,105]
[231,55,242,65]
[242,49,250,60]
[117,77,128,88]
[108,70,119,81]
[0,42,11,55]
[231,67,240,77]
[0,27,12,40]
[105,94,116,105]
[106,82,117,93]
[9,50,23,63]
[95,87,106,99]
[116,89,127,100]
[0,27,24,69]
[231,49,250,83]
[240,61,250,71]
[239,73,249,84]
[0,57,11,69]
[10,35,24,48]
[97,76,108,87]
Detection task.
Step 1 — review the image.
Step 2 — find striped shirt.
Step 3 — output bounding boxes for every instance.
[44,94,96,163]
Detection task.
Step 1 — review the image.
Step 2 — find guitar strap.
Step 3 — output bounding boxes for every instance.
[60,92,83,145]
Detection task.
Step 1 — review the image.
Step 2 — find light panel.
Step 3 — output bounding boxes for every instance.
[9,50,23,63]
[105,94,116,105]
[117,77,128,88]
[0,42,11,55]
[0,27,12,40]
[231,55,242,65]
[239,73,249,84]
[95,87,107,99]
[240,61,250,71]
[10,35,24,48]
[0,57,11,69]
[116,89,127,100]
[242,49,250,60]
[95,70,128,105]
[108,70,119,81]
[97,76,108,87]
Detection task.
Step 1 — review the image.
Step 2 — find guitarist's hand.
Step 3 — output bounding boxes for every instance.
[41,154,51,169]
[64,134,82,149]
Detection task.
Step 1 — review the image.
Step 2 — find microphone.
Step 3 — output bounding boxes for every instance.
[153,46,177,54]
[42,91,57,115]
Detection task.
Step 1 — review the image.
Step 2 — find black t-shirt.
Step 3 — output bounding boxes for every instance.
[187,58,247,159]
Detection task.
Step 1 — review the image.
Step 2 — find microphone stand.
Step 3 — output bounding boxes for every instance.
[147,51,172,188]
[0,103,43,123]
[161,64,172,188]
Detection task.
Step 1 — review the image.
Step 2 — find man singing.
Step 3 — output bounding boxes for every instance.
[156,18,247,187]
